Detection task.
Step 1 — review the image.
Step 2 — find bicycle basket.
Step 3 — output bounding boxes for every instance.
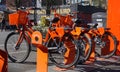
[9,10,28,25]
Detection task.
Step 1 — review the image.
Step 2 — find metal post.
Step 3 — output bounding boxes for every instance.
[34,0,37,25]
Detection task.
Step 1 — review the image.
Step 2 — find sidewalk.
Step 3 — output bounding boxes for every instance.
[25,56,120,72]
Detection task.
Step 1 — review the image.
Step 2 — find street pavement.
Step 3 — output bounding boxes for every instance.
[0,31,120,72]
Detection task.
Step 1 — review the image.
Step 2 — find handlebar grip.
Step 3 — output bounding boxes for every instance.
[93,23,98,28]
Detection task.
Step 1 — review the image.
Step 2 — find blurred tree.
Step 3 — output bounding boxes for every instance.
[6,0,34,10]
[41,0,63,15]
[91,0,107,9]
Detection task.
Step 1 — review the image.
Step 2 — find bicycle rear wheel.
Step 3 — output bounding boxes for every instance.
[96,32,117,58]
[4,32,31,63]
[47,37,80,68]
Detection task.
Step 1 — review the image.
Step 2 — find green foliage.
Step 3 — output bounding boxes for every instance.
[41,17,50,27]
[92,0,107,9]
[32,17,50,37]
[40,17,48,27]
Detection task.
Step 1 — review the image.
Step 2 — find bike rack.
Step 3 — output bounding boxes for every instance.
[0,49,7,72]
[107,0,120,55]
[31,31,77,71]
[32,31,48,72]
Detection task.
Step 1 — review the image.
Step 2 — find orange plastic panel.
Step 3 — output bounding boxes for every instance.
[107,0,120,55]
[49,31,58,39]
[9,13,19,25]
[71,27,81,36]
[0,49,7,72]
[18,10,28,25]
[36,46,48,72]
[64,41,75,65]
[56,27,64,37]
[9,11,28,26]
[97,27,105,36]
[31,31,42,46]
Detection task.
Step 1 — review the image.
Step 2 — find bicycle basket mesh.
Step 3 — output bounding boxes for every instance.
[9,10,28,25]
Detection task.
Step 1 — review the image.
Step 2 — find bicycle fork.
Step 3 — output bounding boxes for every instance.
[14,32,24,50]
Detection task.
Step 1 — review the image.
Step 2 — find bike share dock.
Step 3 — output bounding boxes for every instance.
[1,0,120,72]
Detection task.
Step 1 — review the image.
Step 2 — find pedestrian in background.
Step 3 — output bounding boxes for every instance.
[0,18,6,31]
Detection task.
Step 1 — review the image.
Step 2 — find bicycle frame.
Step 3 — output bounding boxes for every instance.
[88,27,105,37]
[14,25,34,49]
[87,24,117,58]
[44,11,74,45]
[9,8,36,48]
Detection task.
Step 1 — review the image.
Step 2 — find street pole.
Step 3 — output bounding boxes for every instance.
[34,0,37,25]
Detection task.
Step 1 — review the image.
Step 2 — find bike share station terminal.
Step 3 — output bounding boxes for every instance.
[0,0,120,72]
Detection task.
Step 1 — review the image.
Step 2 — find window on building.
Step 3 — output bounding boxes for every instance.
[70,0,107,9]
[41,0,62,7]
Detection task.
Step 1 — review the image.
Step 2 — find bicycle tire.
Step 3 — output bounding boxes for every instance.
[96,32,117,58]
[47,37,80,68]
[4,32,31,63]
[77,33,92,64]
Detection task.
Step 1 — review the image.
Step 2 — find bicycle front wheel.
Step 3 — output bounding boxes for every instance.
[77,33,92,64]
[48,38,80,68]
[4,32,31,63]
[97,32,117,58]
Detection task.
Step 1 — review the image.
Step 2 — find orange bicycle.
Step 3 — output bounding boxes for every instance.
[45,12,93,68]
[4,7,39,63]
[73,22,117,64]
[71,19,93,64]
[88,23,117,58]
[44,13,81,68]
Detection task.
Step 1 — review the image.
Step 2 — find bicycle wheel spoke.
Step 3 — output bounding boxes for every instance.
[5,32,31,63]
[48,37,80,68]
[97,33,117,58]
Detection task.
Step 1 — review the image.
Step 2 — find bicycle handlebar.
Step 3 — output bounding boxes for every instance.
[93,23,98,28]
[87,23,98,29]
